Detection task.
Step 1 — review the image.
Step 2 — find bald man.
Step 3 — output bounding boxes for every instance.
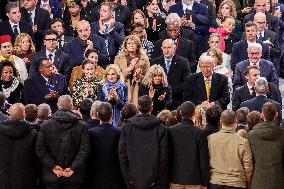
[0,103,38,189]
[183,56,230,110]
[63,20,108,69]
[151,39,191,109]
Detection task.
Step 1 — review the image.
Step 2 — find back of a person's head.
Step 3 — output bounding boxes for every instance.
[9,103,25,120]
[57,95,73,111]
[255,77,268,95]
[179,101,195,119]
[0,92,6,108]
[138,95,152,114]
[97,102,113,123]
[120,103,137,120]
[79,98,93,116]
[247,111,262,131]
[205,105,222,125]
[38,103,51,120]
[90,100,102,119]
[157,110,177,127]
[25,104,38,122]
[236,107,249,124]
[262,102,277,122]
[220,110,236,127]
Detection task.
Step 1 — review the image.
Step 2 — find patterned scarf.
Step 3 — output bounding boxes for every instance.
[102,81,125,100]
[2,78,19,98]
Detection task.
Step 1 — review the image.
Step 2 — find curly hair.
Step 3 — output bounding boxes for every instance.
[131,9,148,28]
[207,48,223,66]
[217,0,237,19]
[121,35,145,56]
[101,64,125,84]
[157,109,177,127]
[0,60,19,78]
[13,33,36,55]
[142,64,168,87]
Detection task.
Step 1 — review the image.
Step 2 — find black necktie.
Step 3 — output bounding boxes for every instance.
[28,12,33,24]
[58,38,63,50]
[13,25,19,37]
[48,54,53,61]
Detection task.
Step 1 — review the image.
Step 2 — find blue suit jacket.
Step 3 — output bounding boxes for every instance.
[37,0,62,19]
[24,74,69,112]
[233,59,278,89]
[231,40,270,72]
[168,1,210,34]
[0,21,33,43]
[240,95,282,122]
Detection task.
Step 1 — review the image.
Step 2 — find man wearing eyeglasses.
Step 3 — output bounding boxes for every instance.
[30,29,71,78]
[233,42,278,89]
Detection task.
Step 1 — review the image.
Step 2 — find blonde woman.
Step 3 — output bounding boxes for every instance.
[98,64,127,127]
[139,64,172,115]
[13,33,36,71]
[114,35,150,105]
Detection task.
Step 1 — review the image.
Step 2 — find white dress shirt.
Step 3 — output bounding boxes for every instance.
[9,20,20,34]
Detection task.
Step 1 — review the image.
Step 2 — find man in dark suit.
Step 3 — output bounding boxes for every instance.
[21,0,51,51]
[30,29,71,77]
[50,18,74,51]
[234,42,278,89]
[240,77,282,122]
[153,21,197,71]
[91,2,125,67]
[24,57,69,113]
[254,12,281,75]
[0,2,33,43]
[168,0,210,57]
[37,0,62,19]
[243,0,279,34]
[183,56,230,110]
[232,65,281,111]
[151,39,191,110]
[231,21,270,72]
[64,20,108,69]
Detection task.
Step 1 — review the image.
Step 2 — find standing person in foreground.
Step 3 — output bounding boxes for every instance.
[119,95,168,189]
[36,95,90,189]
[168,101,210,189]
[208,110,253,189]
[248,102,284,189]
[0,103,37,189]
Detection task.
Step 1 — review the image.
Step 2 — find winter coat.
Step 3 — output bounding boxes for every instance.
[36,110,90,184]
[118,114,168,189]
[0,119,37,189]
[248,121,284,189]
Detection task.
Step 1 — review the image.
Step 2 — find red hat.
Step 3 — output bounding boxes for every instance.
[0,35,12,46]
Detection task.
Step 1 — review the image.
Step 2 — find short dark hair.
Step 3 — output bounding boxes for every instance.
[82,59,94,69]
[50,18,66,29]
[25,104,38,122]
[38,57,50,68]
[138,95,152,113]
[262,102,277,121]
[220,110,236,126]
[245,21,257,29]
[84,48,99,58]
[205,104,222,125]
[236,107,249,123]
[43,29,58,38]
[120,103,137,120]
[247,111,261,130]
[0,60,18,77]
[97,102,113,122]
[244,65,260,76]
[5,2,19,14]
[79,98,93,116]
[0,92,6,107]
[130,22,145,33]
[179,101,195,118]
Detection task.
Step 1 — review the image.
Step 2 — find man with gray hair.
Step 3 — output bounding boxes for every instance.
[240,77,282,122]
[184,56,230,110]
[233,42,278,89]
[37,103,51,125]
[86,100,101,129]
[36,95,90,189]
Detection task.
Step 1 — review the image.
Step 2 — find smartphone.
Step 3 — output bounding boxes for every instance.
[275,6,281,11]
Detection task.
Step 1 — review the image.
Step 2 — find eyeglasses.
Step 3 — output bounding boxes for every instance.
[248,52,260,55]
[256,21,267,24]
[44,38,57,42]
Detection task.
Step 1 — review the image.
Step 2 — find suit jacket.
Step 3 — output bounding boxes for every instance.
[231,40,270,72]
[57,35,74,51]
[0,21,33,43]
[152,37,197,71]
[30,49,71,77]
[244,11,279,34]
[240,95,282,122]
[24,74,68,112]
[37,0,62,19]
[151,55,191,109]
[232,82,282,111]
[20,7,51,51]
[233,59,278,89]
[168,1,210,34]
[159,28,196,42]
[183,72,230,110]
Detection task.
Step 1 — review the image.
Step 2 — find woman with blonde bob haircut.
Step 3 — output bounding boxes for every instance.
[98,64,128,127]
[13,33,36,71]
[139,64,172,115]
[114,35,150,105]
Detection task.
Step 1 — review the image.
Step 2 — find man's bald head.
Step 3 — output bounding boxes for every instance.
[220,110,236,128]
[77,20,91,41]
[9,103,25,119]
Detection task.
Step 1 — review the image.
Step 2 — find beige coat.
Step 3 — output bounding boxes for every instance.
[114,53,150,105]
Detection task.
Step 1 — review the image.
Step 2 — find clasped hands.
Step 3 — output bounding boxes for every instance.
[52,166,74,178]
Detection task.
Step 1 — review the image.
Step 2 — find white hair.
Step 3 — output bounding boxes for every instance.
[165,13,181,25]
[199,55,215,65]
[254,12,266,20]
[248,42,262,53]
[255,77,268,95]
[162,38,176,48]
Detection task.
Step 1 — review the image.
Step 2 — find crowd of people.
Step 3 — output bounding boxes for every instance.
[0,0,283,188]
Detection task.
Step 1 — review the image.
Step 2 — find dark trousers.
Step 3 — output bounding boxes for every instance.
[46,183,81,189]
[209,184,247,189]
